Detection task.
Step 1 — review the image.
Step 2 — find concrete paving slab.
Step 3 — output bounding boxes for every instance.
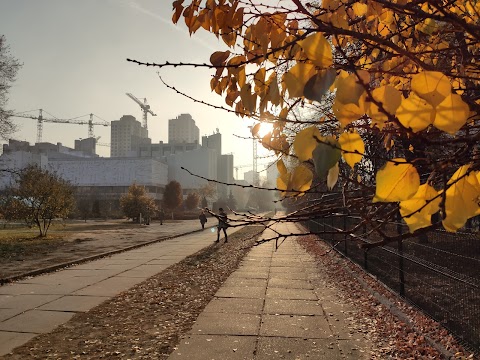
[259,314,332,338]
[0,308,23,322]
[215,286,266,299]
[0,294,62,311]
[269,266,307,274]
[269,272,308,280]
[0,331,38,357]
[168,335,256,360]
[48,268,121,278]
[270,258,304,264]
[146,259,177,265]
[265,288,317,300]
[268,278,314,289]
[234,268,269,276]
[236,264,270,271]
[95,263,140,271]
[38,295,109,312]
[202,298,264,314]
[14,272,76,284]
[156,256,188,260]
[264,299,324,316]
[227,272,269,280]
[256,337,342,360]
[0,277,99,295]
[189,313,261,336]
[0,295,14,308]
[71,261,116,270]
[73,276,144,296]
[222,278,267,288]
[0,309,75,333]
[243,255,272,261]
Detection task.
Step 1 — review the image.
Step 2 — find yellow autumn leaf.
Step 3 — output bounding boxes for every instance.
[327,162,339,190]
[333,100,364,128]
[254,68,266,94]
[443,165,480,232]
[283,63,317,98]
[283,63,315,98]
[373,158,420,202]
[210,51,231,67]
[365,85,402,124]
[433,93,470,135]
[352,3,368,17]
[411,71,451,107]
[396,93,435,132]
[277,158,288,176]
[298,33,333,68]
[290,165,313,193]
[277,175,288,191]
[338,131,365,168]
[293,126,321,162]
[266,72,281,106]
[335,70,369,106]
[399,183,440,233]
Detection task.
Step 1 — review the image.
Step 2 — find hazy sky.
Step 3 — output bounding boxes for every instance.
[1,0,270,178]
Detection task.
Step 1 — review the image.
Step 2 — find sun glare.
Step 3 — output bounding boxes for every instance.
[256,122,274,138]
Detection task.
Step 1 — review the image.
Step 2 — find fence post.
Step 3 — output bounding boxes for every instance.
[343,212,348,255]
[397,212,405,296]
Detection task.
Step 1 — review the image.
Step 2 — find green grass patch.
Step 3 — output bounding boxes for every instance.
[0,233,66,261]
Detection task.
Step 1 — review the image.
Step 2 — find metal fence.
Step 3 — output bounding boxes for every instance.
[303,214,480,353]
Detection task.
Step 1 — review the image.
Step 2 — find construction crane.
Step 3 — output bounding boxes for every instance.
[12,109,110,143]
[247,125,260,186]
[234,164,253,180]
[234,161,271,181]
[126,93,156,130]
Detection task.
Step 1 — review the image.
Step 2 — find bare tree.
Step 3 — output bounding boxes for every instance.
[0,35,22,140]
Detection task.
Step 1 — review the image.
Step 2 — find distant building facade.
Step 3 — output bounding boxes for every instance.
[74,137,97,157]
[3,139,96,159]
[202,131,221,154]
[168,113,199,144]
[138,141,200,158]
[0,150,48,189]
[166,147,217,190]
[266,161,279,188]
[0,113,237,215]
[110,115,150,157]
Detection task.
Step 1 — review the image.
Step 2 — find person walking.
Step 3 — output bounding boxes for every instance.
[199,210,207,230]
[216,207,228,243]
[159,209,165,225]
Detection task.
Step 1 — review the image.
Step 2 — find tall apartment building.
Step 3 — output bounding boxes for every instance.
[168,113,199,144]
[110,115,150,157]
[202,131,221,154]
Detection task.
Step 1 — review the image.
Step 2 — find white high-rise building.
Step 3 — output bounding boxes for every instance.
[168,114,199,144]
[111,115,150,157]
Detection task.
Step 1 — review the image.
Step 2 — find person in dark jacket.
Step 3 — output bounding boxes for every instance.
[159,209,165,225]
[216,208,228,243]
[199,210,207,229]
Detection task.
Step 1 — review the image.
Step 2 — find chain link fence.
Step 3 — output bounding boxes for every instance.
[303,214,480,353]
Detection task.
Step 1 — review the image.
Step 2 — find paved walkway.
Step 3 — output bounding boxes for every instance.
[0,221,371,358]
[168,222,371,359]
[0,225,239,356]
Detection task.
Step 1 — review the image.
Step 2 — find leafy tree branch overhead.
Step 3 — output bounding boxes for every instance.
[129,0,480,244]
